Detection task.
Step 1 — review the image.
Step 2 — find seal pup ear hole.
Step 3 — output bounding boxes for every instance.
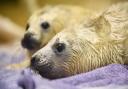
[52,42,66,54]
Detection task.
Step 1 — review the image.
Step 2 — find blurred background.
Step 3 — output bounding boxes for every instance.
[0,0,127,44]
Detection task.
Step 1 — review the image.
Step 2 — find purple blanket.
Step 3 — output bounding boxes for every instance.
[0,44,128,89]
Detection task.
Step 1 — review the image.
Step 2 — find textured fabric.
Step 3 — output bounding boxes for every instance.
[0,43,26,69]
[0,64,128,89]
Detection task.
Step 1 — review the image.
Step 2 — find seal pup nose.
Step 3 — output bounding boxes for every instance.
[21,33,40,50]
[31,56,39,66]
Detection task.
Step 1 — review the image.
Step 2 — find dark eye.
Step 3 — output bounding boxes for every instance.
[54,43,65,53]
[26,23,29,31]
[41,21,50,30]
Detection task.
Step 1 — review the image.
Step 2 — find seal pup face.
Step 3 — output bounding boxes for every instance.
[21,6,65,55]
[30,31,75,79]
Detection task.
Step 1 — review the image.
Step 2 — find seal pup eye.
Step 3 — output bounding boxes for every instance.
[41,21,50,30]
[26,23,29,31]
[53,43,66,54]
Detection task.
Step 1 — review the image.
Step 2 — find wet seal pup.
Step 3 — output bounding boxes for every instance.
[31,2,128,79]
